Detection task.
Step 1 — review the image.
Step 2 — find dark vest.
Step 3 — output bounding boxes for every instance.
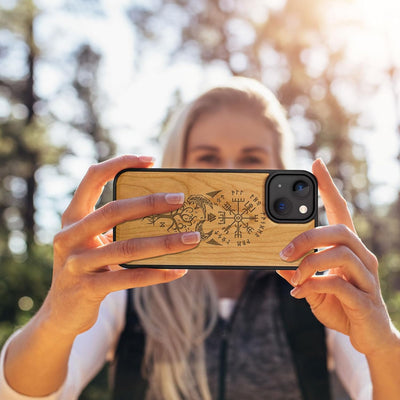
[111,274,331,400]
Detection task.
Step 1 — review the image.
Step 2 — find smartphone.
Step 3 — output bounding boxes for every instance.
[113,169,317,269]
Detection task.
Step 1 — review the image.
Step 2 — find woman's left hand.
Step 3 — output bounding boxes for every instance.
[277,158,398,358]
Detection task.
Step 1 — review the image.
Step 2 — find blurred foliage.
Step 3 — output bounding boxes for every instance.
[128,0,370,211]
[0,0,400,399]
[0,244,53,345]
[0,0,116,398]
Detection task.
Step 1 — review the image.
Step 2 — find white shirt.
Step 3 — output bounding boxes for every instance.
[0,290,372,400]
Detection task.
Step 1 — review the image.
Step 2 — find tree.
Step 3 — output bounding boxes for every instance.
[0,0,52,358]
[0,0,115,343]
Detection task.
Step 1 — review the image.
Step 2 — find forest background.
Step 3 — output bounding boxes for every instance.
[1,0,400,399]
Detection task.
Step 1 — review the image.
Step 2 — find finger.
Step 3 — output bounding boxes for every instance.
[94,268,188,295]
[280,224,378,274]
[103,230,114,242]
[62,155,155,226]
[65,232,201,273]
[65,192,185,246]
[291,246,375,293]
[312,158,356,233]
[289,274,369,312]
[97,231,113,247]
[276,270,296,286]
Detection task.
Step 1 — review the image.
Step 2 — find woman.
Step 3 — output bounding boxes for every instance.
[1,78,399,400]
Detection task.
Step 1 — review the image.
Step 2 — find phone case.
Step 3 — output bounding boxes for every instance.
[113,169,317,269]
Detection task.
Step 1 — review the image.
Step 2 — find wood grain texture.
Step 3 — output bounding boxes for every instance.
[114,170,316,268]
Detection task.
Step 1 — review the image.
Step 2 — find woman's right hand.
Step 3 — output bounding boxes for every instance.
[42,155,199,337]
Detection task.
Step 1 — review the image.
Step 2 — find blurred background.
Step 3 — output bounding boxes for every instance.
[1,0,400,398]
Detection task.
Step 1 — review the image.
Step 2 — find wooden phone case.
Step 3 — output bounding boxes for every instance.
[113,169,317,269]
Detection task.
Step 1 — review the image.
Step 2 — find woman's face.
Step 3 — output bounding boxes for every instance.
[184,108,280,169]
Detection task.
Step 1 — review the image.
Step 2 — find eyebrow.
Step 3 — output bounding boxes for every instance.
[188,145,219,152]
[189,145,270,154]
[242,147,271,154]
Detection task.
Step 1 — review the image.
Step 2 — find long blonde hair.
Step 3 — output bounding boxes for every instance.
[133,77,294,400]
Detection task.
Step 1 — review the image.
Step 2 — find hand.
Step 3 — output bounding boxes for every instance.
[42,155,200,337]
[277,158,398,357]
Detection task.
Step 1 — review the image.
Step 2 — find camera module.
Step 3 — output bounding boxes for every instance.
[266,172,316,223]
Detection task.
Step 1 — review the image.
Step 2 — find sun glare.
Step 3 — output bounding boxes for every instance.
[356,0,400,46]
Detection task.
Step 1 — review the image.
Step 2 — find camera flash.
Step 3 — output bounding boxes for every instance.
[299,205,308,214]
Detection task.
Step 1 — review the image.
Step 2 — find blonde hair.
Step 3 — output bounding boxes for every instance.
[162,76,295,169]
[134,271,218,400]
[133,77,295,400]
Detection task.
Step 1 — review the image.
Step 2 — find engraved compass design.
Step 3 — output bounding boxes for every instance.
[143,190,267,247]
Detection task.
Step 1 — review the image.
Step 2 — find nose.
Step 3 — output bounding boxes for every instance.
[220,159,236,169]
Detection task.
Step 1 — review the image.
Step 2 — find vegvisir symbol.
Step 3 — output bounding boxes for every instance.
[219,197,259,238]
[143,190,266,246]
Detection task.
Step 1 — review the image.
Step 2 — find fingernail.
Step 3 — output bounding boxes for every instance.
[280,243,295,261]
[291,269,301,286]
[181,232,201,244]
[317,157,327,170]
[290,286,301,298]
[165,192,185,204]
[172,269,188,277]
[139,155,156,163]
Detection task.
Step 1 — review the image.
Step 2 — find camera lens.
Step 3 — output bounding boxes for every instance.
[293,180,309,197]
[273,197,292,215]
